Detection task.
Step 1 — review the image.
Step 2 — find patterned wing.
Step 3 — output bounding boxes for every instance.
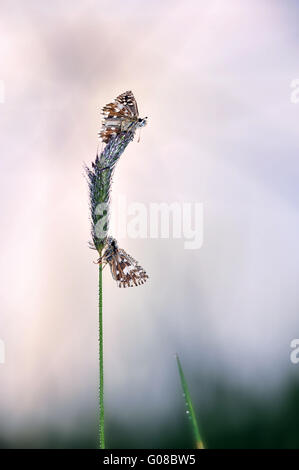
[116,91,139,118]
[99,91,138,144]
[109,248,148,288]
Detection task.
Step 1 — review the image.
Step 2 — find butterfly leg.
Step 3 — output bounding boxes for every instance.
[94,257,108,270]
[137,127,141,143]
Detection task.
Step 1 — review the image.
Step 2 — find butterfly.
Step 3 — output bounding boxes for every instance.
[97,237,149,288]
[99,91,147,144]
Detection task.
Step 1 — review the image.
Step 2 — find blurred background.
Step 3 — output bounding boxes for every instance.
[1,0,299,449]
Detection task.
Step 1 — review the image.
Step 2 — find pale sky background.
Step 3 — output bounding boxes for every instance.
[1,0,299,446]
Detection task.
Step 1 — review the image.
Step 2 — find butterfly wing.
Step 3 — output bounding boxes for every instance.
[108,248,148,288]
[99,91,138,144]
[116,91,139,118]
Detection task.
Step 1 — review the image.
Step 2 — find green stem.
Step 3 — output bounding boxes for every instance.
[99,260,105,449]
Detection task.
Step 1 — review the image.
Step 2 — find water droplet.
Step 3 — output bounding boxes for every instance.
[186,410,190,414]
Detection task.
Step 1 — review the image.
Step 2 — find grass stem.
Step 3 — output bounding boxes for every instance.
[99,260,105,449]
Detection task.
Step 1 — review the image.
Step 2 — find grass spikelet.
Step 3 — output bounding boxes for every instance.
[86,131,135,253]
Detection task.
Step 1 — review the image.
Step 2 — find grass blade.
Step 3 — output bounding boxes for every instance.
[176,354,205,449]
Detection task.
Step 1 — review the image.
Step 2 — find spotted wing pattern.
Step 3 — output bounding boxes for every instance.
[116,90,139,117]
[110,248,148,288]
[101,238,148,288]
[99,91,139,144]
